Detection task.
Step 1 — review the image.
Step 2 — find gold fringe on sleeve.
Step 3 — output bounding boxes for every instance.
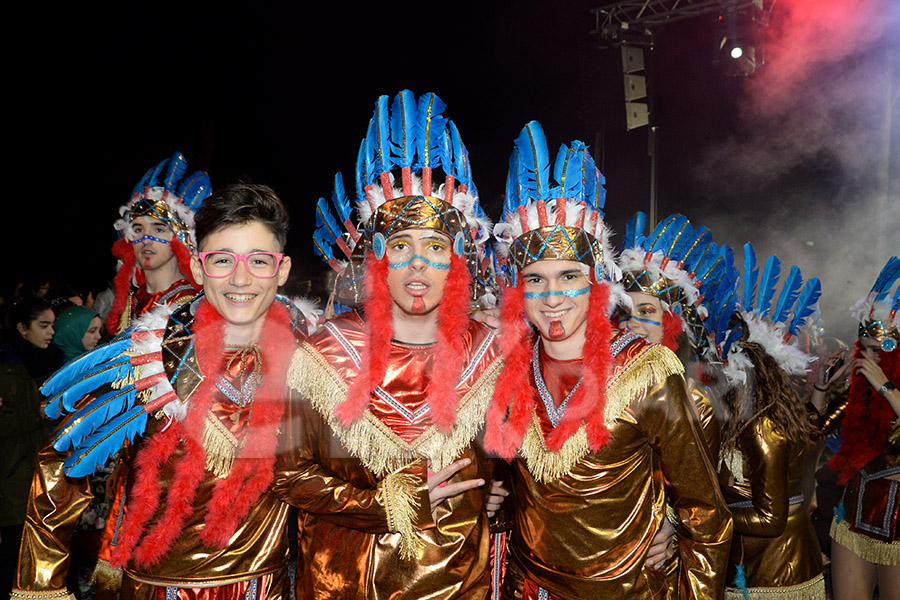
[831,517,900,565]
[288,345,502,477]
[520,343,684,483]
[724,574,825,599]
[381,468,426,560]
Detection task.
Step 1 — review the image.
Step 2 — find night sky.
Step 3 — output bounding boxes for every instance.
[6,1,898,342]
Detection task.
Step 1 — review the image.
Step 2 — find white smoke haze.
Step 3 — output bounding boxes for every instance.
[692,0,900,344]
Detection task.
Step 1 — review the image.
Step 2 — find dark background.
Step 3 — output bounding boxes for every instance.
[5,1,898,342]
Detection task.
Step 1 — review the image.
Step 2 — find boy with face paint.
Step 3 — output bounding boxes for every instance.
[15,184,315,599]
[485,123,732,600]
[273,91,503,599]
[106,152,212,335]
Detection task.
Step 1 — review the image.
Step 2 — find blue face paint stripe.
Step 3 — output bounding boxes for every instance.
[387,254,451,270]
[624,315,662,326]
[523,286,590,300]
[132,234,170,245]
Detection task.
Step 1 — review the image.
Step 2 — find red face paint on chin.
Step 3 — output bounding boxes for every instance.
[548,321,565,339]
[411,297,427,313]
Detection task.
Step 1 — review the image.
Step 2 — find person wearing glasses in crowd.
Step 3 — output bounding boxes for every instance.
[13,183,315,599]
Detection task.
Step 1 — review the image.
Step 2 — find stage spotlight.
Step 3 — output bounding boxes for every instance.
[730,45,744,59]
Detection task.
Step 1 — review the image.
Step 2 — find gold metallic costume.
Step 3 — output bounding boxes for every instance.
[502,334,732,600]
[277,311,502,599]
[14,304,292,600]
[718,416,824,599]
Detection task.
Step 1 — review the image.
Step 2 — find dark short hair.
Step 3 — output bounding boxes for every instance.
[194,183,290,250]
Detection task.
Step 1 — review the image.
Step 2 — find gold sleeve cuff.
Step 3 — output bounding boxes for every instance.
[382,468,425,559]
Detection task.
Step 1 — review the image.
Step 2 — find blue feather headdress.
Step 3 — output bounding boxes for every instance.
[723,243,822,377]
[617,212,721,310]
[852,256,900,351]
[314,90,493,309]
[493,121,614,281]
[114,151,212,252]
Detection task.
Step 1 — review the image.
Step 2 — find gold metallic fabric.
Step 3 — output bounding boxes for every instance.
[276,311,502,599]
[718,416,823,590]
[510,225,602,271]
[505,339,732,599]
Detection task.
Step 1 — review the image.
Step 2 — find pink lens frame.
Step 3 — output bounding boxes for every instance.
[198,251,285,279]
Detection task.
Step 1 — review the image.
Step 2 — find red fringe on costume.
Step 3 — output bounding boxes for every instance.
[107,238,135,334]
[335,253,393,425]
[829,344,900,485]
[545,281,614,451]
[484,281,534,460]
[111,299,294,568]
[429,254,473,431]
[661,310,683,353]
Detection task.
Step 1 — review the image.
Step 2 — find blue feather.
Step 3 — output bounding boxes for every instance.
[647,214,679,253]
[175,171,212,211]
[504,147,520,219]
[773,265,803,324]
[553,143,584,201]
[47,357,134,417]
[390,90,417,169]
[668,219,695,264]
[52,385,137,451]
[312,227,335,261]
[755,255,781,317]
[742,243,758,312]
[41,335,132,398]
[623,212,647,249]
[734,564,750,600]
[415,92,447,170]
[439,127,453,179]
[573,141,603,213]
[448,120,472,188]
[161,152,188,190]
[355,137,369,201]
[373,95,392,175]
[62,405,148,477]
[681,227,712,273]
[515,121,551,201]
[332,173,353,224]
[893,279,900,313]
[871,256,900,302]
[787,278,822,336]
[315,197,343,241]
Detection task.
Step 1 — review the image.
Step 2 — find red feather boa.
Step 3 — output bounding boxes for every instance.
[661,310,683,353]
[429,254,473,431]
[829,343,900,484]
[484,281,534,460]
[107,238,135,334]
[336,253,394,425]
[111,298,295,568]
[485,279,616,458]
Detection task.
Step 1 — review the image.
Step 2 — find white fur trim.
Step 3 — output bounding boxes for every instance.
[128,303,183,421]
